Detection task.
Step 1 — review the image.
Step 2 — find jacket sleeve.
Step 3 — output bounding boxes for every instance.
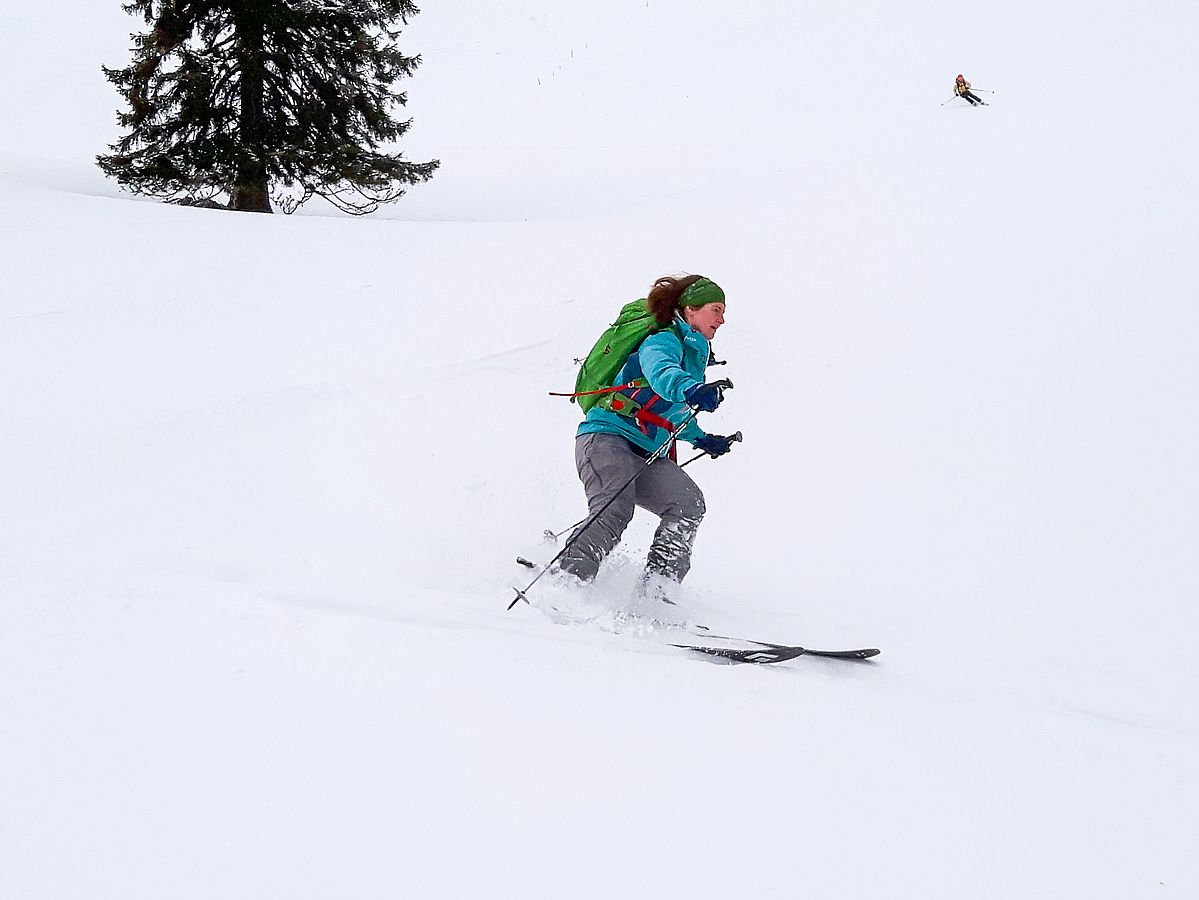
[638,331,703,403]
[677,418,706,445]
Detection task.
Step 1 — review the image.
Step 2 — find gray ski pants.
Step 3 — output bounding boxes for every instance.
[557,432,706,583]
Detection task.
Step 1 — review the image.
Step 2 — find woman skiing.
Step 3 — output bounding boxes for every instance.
[954,74,987,106]
[556,275,738,603]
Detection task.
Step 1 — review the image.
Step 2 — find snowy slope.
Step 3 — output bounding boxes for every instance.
[2,2,1198,898]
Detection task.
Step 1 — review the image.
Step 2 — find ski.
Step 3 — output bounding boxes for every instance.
[683,630,880,661]
[513,557,880,664]
[671,640,879,664]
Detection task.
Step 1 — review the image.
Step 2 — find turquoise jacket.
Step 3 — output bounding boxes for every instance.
[577,314,710,454]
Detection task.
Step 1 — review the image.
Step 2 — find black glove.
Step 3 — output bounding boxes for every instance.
[694,433,736,458]
[684,381,726,412]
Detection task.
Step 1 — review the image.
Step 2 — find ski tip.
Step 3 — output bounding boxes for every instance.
[817,648,881,660]
[797,646,882,661]
[515,556,537,569]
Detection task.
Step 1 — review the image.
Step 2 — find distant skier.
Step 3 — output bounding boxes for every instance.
[954,74,987,106]
[555,275,738,604]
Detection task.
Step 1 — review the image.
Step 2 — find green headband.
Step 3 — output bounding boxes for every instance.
[679,277,725,308]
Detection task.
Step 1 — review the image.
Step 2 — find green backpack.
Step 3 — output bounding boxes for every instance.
[569,299,674,413]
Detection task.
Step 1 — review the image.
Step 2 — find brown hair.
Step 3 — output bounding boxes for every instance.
[646,274,705,326]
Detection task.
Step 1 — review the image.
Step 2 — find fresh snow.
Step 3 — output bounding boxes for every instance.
[2,1,1197,898]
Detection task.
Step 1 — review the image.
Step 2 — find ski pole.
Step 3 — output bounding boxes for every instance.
[508,380,732,609]
[541,431,743,542]
[940,95,960,106]
[973,88,996,93]
[543,518,586,543]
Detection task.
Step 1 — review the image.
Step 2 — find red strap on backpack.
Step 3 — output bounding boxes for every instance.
[634,405,677,433]
[548,381,641,399]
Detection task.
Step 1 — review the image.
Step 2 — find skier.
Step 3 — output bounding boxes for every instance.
[954,74,987,106]
[555,275,738,603]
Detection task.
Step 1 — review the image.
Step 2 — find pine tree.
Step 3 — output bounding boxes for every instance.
[97,0,438,214]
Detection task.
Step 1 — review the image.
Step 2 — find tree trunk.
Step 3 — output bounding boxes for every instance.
[229,180,271,212]
[231,11,272,212]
